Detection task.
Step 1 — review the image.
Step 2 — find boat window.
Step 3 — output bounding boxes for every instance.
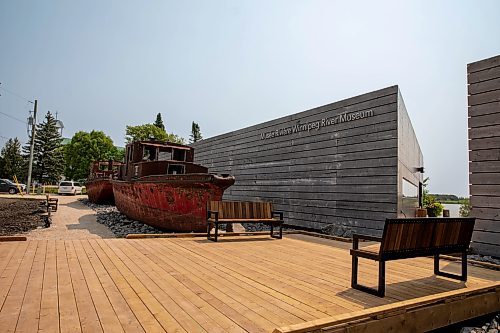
[173,149,186,161]
[158,150,172,161]
[143,146,157,161]
[167,164,185,175]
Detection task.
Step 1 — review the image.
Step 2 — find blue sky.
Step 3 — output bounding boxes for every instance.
[1,0,499,196]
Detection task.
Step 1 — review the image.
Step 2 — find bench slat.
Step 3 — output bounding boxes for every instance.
[379,218,475,259]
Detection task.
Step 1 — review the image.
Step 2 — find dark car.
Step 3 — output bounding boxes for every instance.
[0,179,22,194]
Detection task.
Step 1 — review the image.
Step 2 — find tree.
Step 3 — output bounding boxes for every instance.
[154,113,165,131]
[0,138,24,179]
[125,124,185,144]
[64,130,121,180]
[189,121,202,143]
[32,111,65,184]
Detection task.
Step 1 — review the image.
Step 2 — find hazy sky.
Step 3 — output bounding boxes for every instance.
[1,1,499,196]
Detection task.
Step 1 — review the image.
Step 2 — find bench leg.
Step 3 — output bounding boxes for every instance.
[434,252,467,281]
[270,223,283,239]
[207,221,219,242]
[351,255,386,297]
[207,221,212,240]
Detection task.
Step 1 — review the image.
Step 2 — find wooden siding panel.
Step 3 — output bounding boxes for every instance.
[467,56,500,73]
[469,136,500,151]
[468,89,500,106]
[469,124,500,140]
[470,185,500,196]
[468,77,500,95]
[461,55,499,256]
[468,113,500,128]
[468,101,500,117]
[470,161,500,173]
[193,87,403,235]
[468,65,500,84]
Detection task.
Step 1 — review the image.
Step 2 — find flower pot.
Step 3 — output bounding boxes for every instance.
[416,208,427,217]
[427,208,437,217]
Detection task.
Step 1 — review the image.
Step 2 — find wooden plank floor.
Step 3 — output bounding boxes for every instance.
[0,235,498,333]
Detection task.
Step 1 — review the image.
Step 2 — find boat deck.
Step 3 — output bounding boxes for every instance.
[0,234,498,332]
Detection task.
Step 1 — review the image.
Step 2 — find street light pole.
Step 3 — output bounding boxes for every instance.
[26,99,37,194]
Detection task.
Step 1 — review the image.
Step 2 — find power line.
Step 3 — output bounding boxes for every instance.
[0,110,27,124]
[0,82,34,104]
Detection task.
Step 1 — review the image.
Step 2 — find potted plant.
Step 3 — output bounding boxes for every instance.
[421,177,444,217]
[425,200,444,217]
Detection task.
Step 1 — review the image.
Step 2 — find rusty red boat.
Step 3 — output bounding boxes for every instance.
[86,160,123,204]
[112,140,235,232]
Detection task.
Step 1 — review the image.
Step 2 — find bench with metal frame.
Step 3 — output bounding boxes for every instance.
[350,217,476,297]
[45,194,59,212]
[207,201,284,242]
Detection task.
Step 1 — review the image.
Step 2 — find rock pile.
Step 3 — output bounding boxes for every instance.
[461,313,499,333]
[320,223,353,238]
[469,254,500,266]
[80,199,164,238]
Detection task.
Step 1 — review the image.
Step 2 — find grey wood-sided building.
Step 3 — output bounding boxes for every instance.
[468,54,500,258]
[192,86,424,236]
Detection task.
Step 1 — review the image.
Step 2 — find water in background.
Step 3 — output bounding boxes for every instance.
[443,203,461,217]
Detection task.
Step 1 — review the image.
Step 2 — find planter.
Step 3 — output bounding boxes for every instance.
[427,208,437,217]
[416,208,427,217]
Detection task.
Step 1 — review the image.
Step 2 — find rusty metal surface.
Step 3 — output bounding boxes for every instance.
[86,179,115,204]
[112,174,235,232]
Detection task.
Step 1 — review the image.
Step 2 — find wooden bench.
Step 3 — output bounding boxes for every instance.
[45,194,58,212]
[350,217,476,297]
[207,201,284,242]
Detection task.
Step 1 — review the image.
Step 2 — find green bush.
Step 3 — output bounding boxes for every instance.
[459,199,471,217]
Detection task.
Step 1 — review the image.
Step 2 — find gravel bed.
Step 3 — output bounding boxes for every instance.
[460,313,499,333]
[468,254,500,266]
[80,199,164,238]
[0,198,45,236]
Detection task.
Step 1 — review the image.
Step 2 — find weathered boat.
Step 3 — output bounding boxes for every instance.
[86,160,122,204]
[112,140,235,232]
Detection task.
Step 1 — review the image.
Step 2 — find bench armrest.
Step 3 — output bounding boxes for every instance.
[271,211,283,221]
[352,233,382,250]
[206,210,219,221]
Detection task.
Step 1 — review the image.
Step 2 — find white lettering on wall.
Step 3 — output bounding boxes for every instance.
[260,109,374,140]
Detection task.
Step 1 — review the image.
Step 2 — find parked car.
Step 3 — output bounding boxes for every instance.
[58,180,83,195]
[0,179,25,194]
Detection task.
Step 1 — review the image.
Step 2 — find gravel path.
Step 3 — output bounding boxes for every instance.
[26,195,116,240]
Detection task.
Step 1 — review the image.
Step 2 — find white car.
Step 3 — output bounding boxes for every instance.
[58,181,83,195]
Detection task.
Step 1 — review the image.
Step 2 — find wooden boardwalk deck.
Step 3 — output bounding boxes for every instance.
[0,235,498,333]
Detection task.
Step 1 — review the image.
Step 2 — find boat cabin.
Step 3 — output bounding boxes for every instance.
[89,160,123,180]
[119,140,208,180]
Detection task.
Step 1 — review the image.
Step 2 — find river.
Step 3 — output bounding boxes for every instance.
[443,203,461,217]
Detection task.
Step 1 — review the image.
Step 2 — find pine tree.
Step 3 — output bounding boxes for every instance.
[32,112,65,184]
[0,138,24,179]
[189,121,202,143]
[1,137,22,177]
[154,113,165,131]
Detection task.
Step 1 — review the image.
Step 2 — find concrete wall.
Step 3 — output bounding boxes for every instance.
[468,54,500,257]
[193,86,423,236]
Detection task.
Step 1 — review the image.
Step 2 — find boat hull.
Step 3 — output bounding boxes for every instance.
[112,174,235,232]
[86,179,115,204]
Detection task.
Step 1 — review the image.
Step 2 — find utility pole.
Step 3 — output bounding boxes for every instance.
[26,99,37,194]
